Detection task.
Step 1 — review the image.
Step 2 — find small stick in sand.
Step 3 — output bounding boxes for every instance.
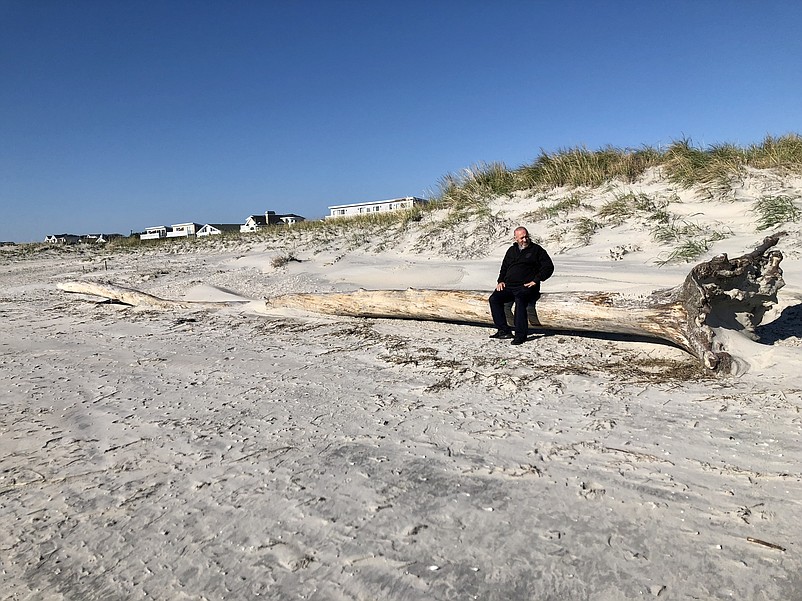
[746,537,786,552]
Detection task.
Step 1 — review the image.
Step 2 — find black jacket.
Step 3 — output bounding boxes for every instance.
[497,242,554,287]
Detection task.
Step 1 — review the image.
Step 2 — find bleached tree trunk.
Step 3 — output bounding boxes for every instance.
[56,281,247,311]
[58,234,785,374]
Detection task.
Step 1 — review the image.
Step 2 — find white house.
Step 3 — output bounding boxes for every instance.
[140,226,169,240]
[196,223,241,237]
[240,211,306,232]
[240,214,269,233]
[166,223,202,238]
[45,234,81,244]
[277,213,305,225]
[326,196,427,219]
[80,233,122,244]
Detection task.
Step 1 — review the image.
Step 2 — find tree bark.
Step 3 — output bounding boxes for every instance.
[58,234,785,374]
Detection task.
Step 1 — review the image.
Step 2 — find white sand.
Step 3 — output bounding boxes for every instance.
[2,170,802,599]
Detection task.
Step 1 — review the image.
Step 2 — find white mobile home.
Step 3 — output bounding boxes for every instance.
[140,226,169,240]
[326,196,427,219]
[139,225,167,240]
[166,223,202,238]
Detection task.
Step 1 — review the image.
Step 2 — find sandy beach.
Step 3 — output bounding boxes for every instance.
[3,170,802,600]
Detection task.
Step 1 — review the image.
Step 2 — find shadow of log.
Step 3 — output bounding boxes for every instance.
[755,302,802,344]
[530,328,681,349]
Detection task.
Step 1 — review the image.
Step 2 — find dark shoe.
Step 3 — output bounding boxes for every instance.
[489,330,513,340]
[511,337,527,345]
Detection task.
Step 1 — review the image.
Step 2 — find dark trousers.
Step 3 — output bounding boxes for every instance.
[489,285,540,339]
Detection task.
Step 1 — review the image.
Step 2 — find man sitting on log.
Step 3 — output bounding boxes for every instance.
[489,226,555,345]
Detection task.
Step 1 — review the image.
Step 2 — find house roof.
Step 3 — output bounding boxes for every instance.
[201,223,241,231]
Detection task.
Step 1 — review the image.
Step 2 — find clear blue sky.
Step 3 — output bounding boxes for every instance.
[2,1,800,242]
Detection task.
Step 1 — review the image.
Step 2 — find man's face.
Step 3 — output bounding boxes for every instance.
[514,230,529,248]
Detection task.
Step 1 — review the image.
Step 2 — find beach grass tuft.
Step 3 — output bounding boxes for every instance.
[747,134,802,171]
[597,192,670,226]
[519,145,662,189]
[653,218,730,265]
[271,252,299,268]
[574,217,601,245]
[752,195,801,231]
[663,139,745,198]
[525,192,591,222]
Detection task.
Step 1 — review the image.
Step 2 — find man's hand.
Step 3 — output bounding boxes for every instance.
[524,281,538,288]
[495,282,506,291]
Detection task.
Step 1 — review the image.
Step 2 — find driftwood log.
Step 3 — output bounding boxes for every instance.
[58,234,785,374]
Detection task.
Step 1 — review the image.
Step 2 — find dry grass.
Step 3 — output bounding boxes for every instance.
[430,134,802,209]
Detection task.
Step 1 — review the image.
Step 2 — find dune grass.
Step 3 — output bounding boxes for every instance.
[430,134,802,208]
[574,217,600,246]
[651,217,731,265]
[271,251,299,268]
[597,192,671,226]
[525,192,591,222]
[747,134,802,171]
[663,139,748,193]
[430,163,506,228]
[518,146,662,189]
[752,195,801,231]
